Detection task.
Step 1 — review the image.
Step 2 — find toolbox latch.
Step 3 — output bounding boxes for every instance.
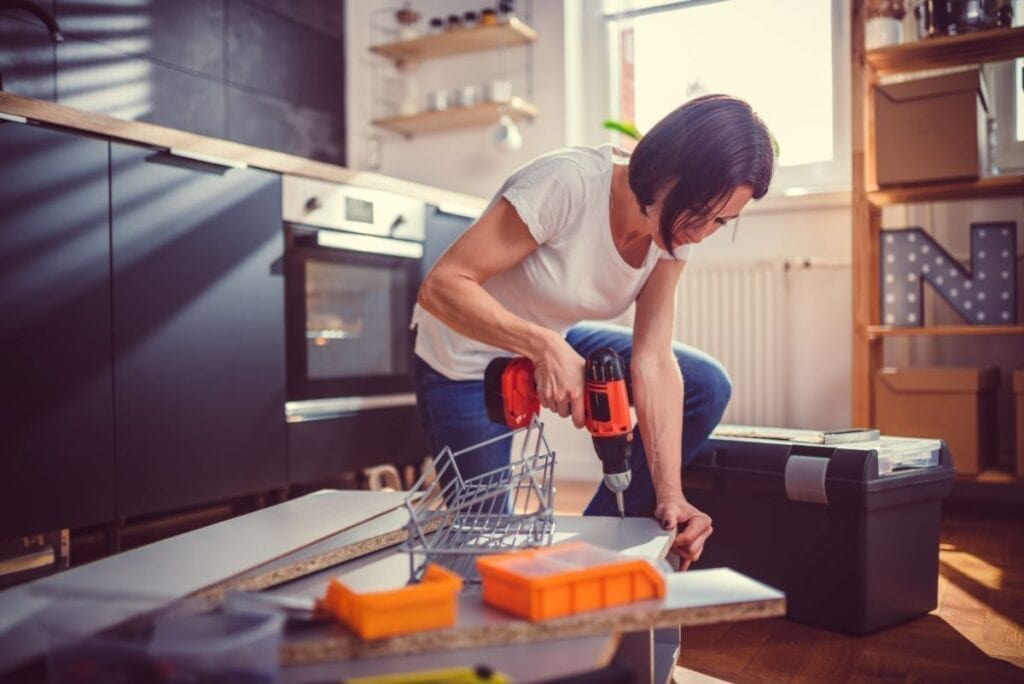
[784,455,829,504]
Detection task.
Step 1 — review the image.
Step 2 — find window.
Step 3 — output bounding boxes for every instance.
[1017,57,1022,142]
[597,0,850,194]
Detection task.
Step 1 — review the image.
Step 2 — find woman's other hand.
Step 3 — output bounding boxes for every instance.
[531,333,586,428]
[654,497,713,571]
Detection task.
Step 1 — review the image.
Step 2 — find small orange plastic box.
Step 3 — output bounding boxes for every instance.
[475,542,666,622]
[318,563,463,640]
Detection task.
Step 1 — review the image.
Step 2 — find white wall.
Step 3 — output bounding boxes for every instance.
[345,0,568,198]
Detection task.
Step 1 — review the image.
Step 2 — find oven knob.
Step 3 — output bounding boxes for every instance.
[389,214,407,236]
[304,196,323,213]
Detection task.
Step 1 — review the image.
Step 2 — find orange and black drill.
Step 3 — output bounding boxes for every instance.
[484,347,633,517]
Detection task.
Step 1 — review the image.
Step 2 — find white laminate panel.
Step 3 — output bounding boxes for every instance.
[0,490,409,671]
[663,568,786,610]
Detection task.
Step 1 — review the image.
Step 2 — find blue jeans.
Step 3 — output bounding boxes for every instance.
[413,322,732,518]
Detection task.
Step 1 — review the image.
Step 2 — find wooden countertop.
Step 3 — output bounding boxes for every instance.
[0,92,487,211]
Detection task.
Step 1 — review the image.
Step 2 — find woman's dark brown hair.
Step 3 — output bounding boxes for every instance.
[628,94,775,256]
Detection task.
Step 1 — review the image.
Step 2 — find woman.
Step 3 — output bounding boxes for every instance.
[412,94,774,569]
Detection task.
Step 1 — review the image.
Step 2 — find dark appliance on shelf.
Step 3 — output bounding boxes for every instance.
[283,177,429,480]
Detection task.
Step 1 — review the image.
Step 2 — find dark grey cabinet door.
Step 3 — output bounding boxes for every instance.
[111,143,286,518]
[0,122,114,538]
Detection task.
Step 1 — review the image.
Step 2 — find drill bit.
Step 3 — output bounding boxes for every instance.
[615,491,625,518]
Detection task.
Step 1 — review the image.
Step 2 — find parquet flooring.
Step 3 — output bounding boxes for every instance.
[554,478,1024,683]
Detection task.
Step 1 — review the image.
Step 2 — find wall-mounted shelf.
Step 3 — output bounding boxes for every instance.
[372,98,538,137]
[867,25,1024,75]
[867,175,1024,206]
[370,17,537,64]
[866,324,1024,340]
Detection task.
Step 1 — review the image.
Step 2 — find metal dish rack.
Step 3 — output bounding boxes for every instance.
[403,417,556,583]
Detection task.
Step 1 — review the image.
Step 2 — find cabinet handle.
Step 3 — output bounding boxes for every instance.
[145,148,248,175]
[0,112,29,124]
[304,196,323,212]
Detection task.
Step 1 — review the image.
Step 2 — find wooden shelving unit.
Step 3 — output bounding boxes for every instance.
[371,97,538,137]
[868,175,1024,205]
[867,25,1024,75]
[850,3,1024,427]
[368,18,539,137]
[866,324,1024,340]
[369,17,537,64]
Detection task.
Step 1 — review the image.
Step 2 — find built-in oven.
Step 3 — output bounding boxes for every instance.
[282,177,428,479]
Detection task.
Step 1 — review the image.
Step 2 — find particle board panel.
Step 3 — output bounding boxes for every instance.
[0,490,409,672]
[277,516,785,666]
[195,507,442,604]
[282,635,618,684]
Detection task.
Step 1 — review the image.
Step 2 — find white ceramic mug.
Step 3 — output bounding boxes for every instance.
[865,17,903,49]
[484,80,513,104]
[426,89,449,111]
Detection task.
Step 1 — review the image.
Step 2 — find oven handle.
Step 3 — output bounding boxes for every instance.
[285,393,418,423]
[312,230,423,259]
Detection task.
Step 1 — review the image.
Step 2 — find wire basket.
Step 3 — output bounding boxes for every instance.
[403,416,556,583]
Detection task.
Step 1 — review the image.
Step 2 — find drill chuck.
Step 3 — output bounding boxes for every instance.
[592,432,632,493]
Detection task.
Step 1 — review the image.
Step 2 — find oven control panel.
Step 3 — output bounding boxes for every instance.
[283,176,425,242]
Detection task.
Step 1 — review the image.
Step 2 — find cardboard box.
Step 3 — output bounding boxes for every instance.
[874,68,989,186]
[1014,370,1024,477]
[874,367,999,475]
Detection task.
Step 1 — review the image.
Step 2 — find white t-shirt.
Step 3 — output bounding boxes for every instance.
[412,144,691,380]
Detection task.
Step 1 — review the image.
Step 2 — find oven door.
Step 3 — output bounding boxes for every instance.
[285,224,422,404]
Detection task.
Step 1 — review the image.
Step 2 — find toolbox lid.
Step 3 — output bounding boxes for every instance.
[840,435,942,475]
[690,435,954,510]
[877,366,1000,394]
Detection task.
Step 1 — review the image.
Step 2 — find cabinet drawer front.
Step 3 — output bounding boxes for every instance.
[111,142,286,518]
[0,122,115,537]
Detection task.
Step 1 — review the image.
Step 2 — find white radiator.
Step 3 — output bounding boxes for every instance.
[676,259,789,426]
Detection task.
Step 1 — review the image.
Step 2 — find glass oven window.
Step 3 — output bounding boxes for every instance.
[304,259,410,380]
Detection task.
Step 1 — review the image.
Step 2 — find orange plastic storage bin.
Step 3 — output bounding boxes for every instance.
[319,563,463,640]
[475,542,666,622]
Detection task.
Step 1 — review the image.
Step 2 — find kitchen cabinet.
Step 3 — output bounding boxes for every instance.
[110,143,287,518]
[0,121,115,538]
[423,204,476,275]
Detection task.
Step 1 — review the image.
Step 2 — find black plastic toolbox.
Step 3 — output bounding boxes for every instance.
[684,436,955,634]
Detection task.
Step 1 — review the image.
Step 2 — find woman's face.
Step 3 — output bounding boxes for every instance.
[650,185,755,251]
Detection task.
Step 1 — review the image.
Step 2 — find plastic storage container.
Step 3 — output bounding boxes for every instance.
[39,592,283,683]
[319,563,463,640]
[475,542,666,622]
[148,607,284,681]
[684,435,954,635]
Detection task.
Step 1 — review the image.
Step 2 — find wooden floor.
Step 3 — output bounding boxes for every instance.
[554,478,1024,683]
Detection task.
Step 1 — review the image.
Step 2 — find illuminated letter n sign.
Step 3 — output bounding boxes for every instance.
[880,223,1018,327]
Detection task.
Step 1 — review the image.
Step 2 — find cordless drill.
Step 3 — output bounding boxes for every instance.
[483,347,633,517]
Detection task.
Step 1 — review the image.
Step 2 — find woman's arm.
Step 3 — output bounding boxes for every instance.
[418,198,587,426]
[632,258,713,570]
